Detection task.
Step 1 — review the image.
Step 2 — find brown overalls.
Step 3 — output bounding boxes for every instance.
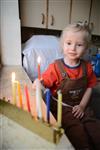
[50,59,100,150]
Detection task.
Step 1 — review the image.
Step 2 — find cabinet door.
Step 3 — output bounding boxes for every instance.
[90,0,100,35]
[71,0,91,23]
[48,0,70,30]
[20,0,46,28]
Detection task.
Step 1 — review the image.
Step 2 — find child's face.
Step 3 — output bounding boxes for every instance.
[63,30,87,61]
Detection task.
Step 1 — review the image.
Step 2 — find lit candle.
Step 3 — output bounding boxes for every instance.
[12,72,17,105]
[36,79,42,119]
[25,85,31,112]
[37,56,41,80]
[45,88,51,123]
[57,90,62,128]
[17,81,23,108]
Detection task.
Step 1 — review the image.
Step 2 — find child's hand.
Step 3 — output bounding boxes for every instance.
[32,78,45,91]
[72,105,84,119]
[32,78,38,90]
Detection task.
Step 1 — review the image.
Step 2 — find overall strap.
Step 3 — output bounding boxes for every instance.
[81,59,87,76]
[55,59,69,79]
[55,59,87,79]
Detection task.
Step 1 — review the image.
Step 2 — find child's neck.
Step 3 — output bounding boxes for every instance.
[64,58,80,67]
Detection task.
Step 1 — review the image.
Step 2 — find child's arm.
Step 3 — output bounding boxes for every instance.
[80,87,92,110]
[72,88,92,119]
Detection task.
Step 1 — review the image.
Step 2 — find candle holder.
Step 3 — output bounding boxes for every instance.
[0,99,64,144]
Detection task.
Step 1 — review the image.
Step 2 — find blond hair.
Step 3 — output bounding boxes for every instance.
[60,22,92,49]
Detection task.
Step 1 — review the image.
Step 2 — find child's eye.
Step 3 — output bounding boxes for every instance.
[77,44,83,47]
[67,42,71,45]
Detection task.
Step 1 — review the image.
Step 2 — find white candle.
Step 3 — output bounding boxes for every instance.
[36,79,42,119]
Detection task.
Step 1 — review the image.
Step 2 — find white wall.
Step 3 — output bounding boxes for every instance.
[0,0,21,65]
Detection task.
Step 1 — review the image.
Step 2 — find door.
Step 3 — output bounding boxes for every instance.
[48,0,70,30]
[90,0,100,35]
[71,0,91,24]
[20,0,47,28]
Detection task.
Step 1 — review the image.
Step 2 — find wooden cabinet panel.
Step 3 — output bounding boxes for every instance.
[71,0,91,23]
[20,0,46,28]
[20,0,70,30]
[90,0,100,35]
[20,0,100,34]
[48,0,70,30]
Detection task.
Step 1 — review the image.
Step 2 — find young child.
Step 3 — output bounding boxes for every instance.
[33,23,100,150]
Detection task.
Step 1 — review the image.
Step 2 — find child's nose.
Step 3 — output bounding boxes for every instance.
[71,44,76,51]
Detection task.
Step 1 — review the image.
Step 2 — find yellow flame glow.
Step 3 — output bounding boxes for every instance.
[12,72,15,82]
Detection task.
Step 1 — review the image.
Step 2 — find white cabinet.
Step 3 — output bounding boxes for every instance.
[48,0,70,30]
[20,0,46,28]
[70,0,91,24]
[20,0,70,30]
[70,0,100,35]
[90,0,100,35]
[20,0,100,34]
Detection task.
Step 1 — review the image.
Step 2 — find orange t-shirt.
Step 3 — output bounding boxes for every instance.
[42,59,97,95]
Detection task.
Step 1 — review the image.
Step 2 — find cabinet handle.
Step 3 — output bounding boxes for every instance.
[51,15,54,26]
[41,13,45,25]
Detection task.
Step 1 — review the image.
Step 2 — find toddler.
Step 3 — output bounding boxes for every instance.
[33,22,100,150]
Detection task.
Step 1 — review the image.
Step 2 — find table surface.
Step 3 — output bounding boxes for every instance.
[0,66,74,150]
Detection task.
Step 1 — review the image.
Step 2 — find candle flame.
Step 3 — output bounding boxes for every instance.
[12,72,15,82]
[37,56,41,64]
